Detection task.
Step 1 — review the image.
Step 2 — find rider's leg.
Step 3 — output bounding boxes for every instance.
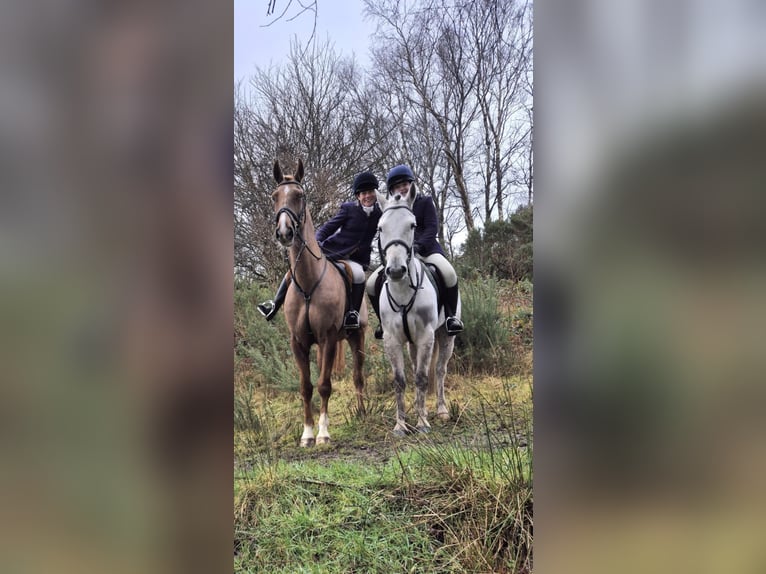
[343,261,366,329]
[424,254,464,335]
[366,266,384,339]
[443,281,464,335]
[258,273,290,321]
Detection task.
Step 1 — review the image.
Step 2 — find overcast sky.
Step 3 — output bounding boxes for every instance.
[235,0,375,84]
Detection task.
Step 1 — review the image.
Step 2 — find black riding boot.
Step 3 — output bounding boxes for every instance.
[444,283,464,336]
[258,274,290,321]
[343,282,366,330]
[368,287,384,339]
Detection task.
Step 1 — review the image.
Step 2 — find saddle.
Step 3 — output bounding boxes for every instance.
[329,259,354,313]
[374,259,445,313]
[423,262,445,312]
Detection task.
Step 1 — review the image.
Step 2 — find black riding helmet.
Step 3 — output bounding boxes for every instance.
[352,171,379,195]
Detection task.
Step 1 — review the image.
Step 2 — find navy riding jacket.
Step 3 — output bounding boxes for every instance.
[316,201,382,270]
[412,195,446,257]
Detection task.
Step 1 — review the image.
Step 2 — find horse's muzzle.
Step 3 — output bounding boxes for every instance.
[386,265,407,281]
[275,226,294,246]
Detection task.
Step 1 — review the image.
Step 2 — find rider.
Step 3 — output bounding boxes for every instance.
[365,164,465,338]
[258,171,382,330]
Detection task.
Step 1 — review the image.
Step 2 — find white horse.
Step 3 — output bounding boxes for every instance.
[376,184,459,435]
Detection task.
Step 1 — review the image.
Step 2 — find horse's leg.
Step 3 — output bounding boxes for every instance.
[291,339,315,447]
[348,330,366,416]
[435,330,454,420]
[385,337,408,436]
[316,336,338,445]
[413,335,435,433]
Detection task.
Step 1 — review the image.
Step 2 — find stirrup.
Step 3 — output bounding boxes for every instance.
[257,300,276,320]
[343,310,360,330]
[374,325,383,340]
[445,316,464,336]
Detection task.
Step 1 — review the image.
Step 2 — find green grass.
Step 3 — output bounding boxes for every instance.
[235,459,435,573]
[235,442,531,574]
[234,376,533,573]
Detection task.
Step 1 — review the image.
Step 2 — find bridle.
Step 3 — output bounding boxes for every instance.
[379,203,424,344]
[274,180,322,262]
[274,180,327,336]
[378,204,417,278]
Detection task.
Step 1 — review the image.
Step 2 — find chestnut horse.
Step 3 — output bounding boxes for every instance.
[271,158,366,446]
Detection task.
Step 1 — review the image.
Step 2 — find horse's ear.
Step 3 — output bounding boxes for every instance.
[376,191,387,210]
[407,181,417,206]
[295,158,304,183]
[273,160,283,183]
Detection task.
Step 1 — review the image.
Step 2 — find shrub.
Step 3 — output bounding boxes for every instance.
[453,277,516,376]
[457,204,533,282]
[234,279,298,392]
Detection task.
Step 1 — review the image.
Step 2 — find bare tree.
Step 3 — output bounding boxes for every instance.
[471,0,533,221]
[366,0,479,231]
[234,38,389,278]
[364,0,533,242]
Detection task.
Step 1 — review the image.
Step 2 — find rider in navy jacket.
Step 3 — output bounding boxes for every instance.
[316,200,381,270]
[410,194,445,258]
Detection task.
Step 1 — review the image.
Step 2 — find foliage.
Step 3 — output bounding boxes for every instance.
[234,279,297,392]
[235,276,529,383]
[458,203,533,282]
[453,277,518,376]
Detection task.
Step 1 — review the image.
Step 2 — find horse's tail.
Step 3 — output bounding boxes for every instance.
[334,340,345,373]
[316,342,346,374]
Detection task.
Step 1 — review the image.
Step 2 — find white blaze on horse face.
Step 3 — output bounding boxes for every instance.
[275,186,298,246]
[380,206,416,281]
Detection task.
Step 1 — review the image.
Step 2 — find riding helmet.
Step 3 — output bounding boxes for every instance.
[352,171,379,195]
[386,164,415,191]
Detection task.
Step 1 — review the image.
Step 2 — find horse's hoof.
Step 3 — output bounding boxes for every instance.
[392,428,407,437]
[437,412,450,421]
[300,438,316,447]
[416,426,431,434]
[316,436,331,445]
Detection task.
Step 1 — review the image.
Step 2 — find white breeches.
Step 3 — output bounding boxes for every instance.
[341,260,365,284]
[420,253,457,287]
[366,253,458,294]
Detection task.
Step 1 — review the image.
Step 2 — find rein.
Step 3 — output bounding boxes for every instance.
[384,259,424,345]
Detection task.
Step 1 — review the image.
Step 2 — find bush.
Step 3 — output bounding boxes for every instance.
[457,204,533,282]
[234,279,298,392]
[453,278,517,376]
